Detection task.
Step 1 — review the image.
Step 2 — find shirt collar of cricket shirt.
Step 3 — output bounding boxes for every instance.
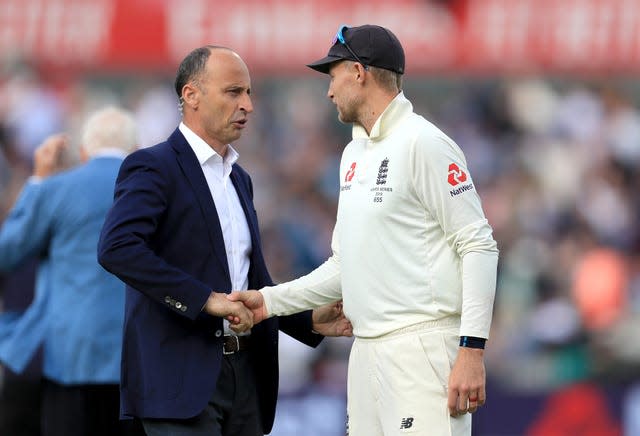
[352,91,414,143]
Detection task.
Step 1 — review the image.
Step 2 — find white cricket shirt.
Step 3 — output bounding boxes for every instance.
[262,93,498,338]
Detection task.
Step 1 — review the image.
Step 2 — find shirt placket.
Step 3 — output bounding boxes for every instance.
[222,164,239,289]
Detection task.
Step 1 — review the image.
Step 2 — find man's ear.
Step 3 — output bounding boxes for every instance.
[182,83,199,110]
[354,63,368,84]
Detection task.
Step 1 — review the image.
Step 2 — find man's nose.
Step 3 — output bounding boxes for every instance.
[241,94,254,113]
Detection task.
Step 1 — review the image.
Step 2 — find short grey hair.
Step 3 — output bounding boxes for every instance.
[174,45,231,114]
[81,106,138,156]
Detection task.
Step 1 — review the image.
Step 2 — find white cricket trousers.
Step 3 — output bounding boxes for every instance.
[346,316,472,436]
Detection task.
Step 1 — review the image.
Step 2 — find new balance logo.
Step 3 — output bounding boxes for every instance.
[400,417,414,429]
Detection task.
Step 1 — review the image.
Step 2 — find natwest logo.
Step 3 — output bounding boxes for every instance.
[447,163,467,186]
[345,162,357,182]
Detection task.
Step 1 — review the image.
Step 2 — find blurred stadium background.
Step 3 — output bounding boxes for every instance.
[1,0,639,435]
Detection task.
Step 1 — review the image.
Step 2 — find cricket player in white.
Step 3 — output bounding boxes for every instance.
[229,25,498,436]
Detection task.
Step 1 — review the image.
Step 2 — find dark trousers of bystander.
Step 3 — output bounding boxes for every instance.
[0,367,42,436]
[42,378,146,436]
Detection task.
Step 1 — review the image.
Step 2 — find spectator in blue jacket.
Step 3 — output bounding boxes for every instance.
[0,106,143,436]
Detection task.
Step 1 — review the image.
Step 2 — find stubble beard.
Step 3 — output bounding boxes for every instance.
[336,97,361,125]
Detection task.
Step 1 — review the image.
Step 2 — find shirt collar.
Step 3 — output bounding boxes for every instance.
[352,91,413,142]
[179,122,239,167]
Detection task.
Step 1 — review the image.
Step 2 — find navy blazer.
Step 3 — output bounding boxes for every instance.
[98,129,321,433]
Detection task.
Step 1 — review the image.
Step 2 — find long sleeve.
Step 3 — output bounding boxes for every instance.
[461,251,498,338]
[410,132,498,338]
[0,181,50,272]
[97,149,212,320]
[261,226,342,316]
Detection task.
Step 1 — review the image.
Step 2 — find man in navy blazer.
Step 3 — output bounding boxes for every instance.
[0,107,142,436]
[98,46,351,436]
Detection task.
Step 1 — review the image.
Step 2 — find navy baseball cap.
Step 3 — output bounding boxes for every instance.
[307,24,405,74]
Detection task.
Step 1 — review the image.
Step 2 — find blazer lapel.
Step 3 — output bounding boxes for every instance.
[170,130,231,285]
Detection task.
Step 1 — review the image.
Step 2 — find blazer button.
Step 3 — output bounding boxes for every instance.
[164,296,171,304]
[175,302,182,309]
[180,306,187,312]
[215,330,222,337]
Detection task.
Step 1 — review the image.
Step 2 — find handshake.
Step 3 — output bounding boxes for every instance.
[203,290,353,337]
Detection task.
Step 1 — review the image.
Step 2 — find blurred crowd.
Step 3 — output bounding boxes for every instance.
[1,59,639,435]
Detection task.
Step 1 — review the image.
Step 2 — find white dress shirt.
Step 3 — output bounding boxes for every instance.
[179,123,252,334]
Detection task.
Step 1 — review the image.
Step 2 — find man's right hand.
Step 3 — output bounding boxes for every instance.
[203,292,254,332]
[33,133,69,178]
[227,290,269,325]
